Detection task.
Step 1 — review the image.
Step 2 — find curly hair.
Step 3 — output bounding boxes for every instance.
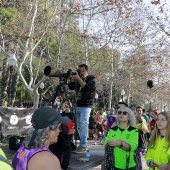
[148,112,170,149]
[116,106,136,127]
[23,120,60,149]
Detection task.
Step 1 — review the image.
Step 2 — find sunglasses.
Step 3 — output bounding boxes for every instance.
[118,111,128,115]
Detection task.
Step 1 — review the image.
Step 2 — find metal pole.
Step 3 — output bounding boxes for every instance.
[40,92,42,108]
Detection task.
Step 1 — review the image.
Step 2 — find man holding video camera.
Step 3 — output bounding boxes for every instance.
[68,64,97,153]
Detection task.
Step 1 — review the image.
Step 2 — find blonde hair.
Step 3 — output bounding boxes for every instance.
[116,106,136,127]
[148,112,170,149]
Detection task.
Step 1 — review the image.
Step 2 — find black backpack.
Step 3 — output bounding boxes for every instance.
[138,130,147,149]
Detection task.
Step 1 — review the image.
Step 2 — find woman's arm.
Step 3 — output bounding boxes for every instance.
[120,140,131,151]
[168,159,170,169]
[126,128,138,151]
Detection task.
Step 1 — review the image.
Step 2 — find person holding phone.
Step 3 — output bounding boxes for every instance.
[146,111,170,170]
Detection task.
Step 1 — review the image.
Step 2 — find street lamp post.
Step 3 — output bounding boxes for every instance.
[39,82,44,107]
[121,89,125,102]
[7,54,17,107]
[164,103,166,112]
[149,99,153,112]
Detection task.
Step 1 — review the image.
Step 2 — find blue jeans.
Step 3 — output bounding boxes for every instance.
[76,107,91,147]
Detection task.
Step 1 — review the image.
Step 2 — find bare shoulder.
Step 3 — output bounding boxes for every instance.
[28,151,61,170]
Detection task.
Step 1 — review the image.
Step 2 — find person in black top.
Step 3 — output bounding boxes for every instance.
[68,64,97,153]
[49,123,71,170]
[61,108,76,150]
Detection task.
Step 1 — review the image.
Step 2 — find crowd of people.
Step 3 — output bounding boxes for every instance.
[0,63,170,170]
[88,104,170,170]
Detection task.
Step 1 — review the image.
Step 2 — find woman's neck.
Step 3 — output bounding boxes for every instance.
[160,129,166,137]
[119,122,128,129]
[45,139,49,148]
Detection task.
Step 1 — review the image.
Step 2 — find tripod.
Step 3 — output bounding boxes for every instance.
[48,81,79,148]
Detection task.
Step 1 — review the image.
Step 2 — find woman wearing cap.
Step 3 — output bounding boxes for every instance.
[103,106,138,170]
[145,112,170,170]
[12,107,70,170]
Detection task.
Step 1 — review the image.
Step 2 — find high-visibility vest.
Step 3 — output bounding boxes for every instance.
[0,155,14,170]
[0,148,14,170]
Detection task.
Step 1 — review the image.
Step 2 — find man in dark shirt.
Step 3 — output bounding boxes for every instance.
[68,64,97,153]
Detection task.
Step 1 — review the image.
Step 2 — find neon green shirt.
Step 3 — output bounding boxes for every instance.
[104,126,138,169]
[146,137,170,170]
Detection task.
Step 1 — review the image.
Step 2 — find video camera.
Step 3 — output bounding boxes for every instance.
[44,66,80,85]
[44,66,81,105]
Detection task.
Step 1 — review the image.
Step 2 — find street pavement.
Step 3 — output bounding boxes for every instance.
[1,140,148,170]
[91,153,148,170]
[69,140,148,170]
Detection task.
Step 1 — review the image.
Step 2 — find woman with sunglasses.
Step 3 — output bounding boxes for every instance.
[146,112,170,170]
[104,106,138,170]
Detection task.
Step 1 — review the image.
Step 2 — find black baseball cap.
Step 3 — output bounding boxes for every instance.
[31,107,70,129]
[28,107,70,147]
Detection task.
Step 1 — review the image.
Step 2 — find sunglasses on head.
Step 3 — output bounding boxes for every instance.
[118,111,128,115]
[117,106,120,110]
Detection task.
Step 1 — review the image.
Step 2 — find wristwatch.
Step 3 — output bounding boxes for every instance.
[119,142,123,148]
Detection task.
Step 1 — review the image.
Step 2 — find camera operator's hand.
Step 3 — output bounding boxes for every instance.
[71,72,80,81]
[71,72,86,88]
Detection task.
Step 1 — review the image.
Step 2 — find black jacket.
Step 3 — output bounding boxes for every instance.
[68,74,97,107]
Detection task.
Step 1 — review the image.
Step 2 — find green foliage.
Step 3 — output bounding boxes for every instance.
[0,7,18,26]
[16,81,32,100]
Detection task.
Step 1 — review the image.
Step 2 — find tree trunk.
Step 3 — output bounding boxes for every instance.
[1,57,9,106]
[33,90,39,109]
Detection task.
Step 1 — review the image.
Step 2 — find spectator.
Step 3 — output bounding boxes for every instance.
[146,112,170,170]
[135,107,148,132]
[111,102,128,128]
[104,105,138,170]
[105,108,116,132]
[135,115,148,170]
[88,110,95,139]
[12,107,70,170]
[94,108,105,145]
[49,124,71,170]
[150,110,158,133]
[61,108,76,151]
[116,102,128,110]
[142,109,149,124]
[68,64,97,153]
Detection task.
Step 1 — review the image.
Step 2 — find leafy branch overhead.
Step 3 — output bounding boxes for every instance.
[0,0,169,110]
